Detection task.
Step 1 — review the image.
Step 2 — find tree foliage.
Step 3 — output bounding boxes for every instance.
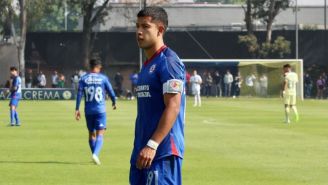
[239,34,291,58]
[240,0,292,58]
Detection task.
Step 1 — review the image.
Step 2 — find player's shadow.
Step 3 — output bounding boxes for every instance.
[0,161,91,165]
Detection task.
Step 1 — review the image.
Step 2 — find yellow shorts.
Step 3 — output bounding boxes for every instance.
[284,94,296,105]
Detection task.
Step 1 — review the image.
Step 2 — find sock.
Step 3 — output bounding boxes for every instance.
[292,106,299,120]
[10,109,15,124]
[194,96,197,106]
[93,135,104,156]
[89,139,96,154]
[14,111,20,124]
[285,107,290,121]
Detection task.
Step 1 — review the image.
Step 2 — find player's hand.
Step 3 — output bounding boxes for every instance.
[75,110,81,121]
[136,146,156,169]
[281,91,285,98]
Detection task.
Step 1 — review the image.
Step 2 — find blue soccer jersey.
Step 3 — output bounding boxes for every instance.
[130,46,186,165]
[10,76,22,99]
[76,73,116,115]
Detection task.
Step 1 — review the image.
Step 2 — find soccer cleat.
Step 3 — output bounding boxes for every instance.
[92,154,101,165]
[10,123,15,127]
[16,123,21,126]
[285,119,291,124]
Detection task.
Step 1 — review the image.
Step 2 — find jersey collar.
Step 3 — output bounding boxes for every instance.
[143,45,167,66]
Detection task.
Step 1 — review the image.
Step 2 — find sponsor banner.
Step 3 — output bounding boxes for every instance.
[0,88,75,100]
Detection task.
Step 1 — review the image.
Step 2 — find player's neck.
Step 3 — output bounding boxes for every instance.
[144,41,165,59]
[90,70,100,73]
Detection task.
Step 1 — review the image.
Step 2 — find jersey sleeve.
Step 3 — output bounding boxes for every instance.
[104,77,116,105]
[160,57,185,95]
[75,79,84,111]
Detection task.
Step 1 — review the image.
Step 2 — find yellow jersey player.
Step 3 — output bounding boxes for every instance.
[282,64,299,124]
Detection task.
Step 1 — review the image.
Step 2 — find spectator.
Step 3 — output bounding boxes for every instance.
[25,69,33,88]
[233,72,242,98]
[213,71,222,97]
[316,75,325,99]
[259,74,268,97]
[71,71,79,90]
[129,71,138,96]
[126,89,133,100]
[58,74,65,88]
[51,71,59,88]
[79,69,87,78]
[37,71,46,88]
[5,79,11,88]
[114,72,124,97]
[223,70,233,97]
[204,72,213,97]
[322,72,328,98]
[245,73,256,96]
[304,73,313,98]
[190,70,202,107]
[185,71,191,96]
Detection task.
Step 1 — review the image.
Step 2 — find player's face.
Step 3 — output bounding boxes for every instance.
[10,70,17,77]
[136,16,163,49]
[283,67,290,73]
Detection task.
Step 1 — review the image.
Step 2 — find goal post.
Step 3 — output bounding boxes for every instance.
[182,59,304,100]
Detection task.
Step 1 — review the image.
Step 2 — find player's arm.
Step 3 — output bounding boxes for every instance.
[105,78,117,110]
[10,79,18,93]
[75,80,83,121]
[281,79,287,97]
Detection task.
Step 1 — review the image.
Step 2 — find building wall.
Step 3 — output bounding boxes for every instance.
[94,4,328,31]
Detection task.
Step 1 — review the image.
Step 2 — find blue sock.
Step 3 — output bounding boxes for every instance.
[93,135,104,156]
[14,111,20,124]
[10,109,15,124]
[89,139,96,153]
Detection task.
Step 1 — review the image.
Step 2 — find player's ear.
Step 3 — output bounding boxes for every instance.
[157,24,165,36]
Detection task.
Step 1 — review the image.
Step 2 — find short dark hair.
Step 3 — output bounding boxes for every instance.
[137,6,168,31]
[89,58,102,69]
[10,66,18,71]
[283,64,291,68]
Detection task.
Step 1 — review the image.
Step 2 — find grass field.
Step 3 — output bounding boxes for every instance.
[0,98,327,185]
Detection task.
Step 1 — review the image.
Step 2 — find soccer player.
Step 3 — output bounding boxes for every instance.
[75,58,116,165]
[9,67,22,126]
[282,64,299,124]
[190,70,202,107]
[130,7,186,185]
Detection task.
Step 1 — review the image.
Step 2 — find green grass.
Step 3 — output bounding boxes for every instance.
[0,98,327,185]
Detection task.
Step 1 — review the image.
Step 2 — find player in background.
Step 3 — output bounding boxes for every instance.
[75,58,116,165]
[190,70,202,107]
[9,67,22,126]
[282,64,299,124]
[130,7,186,185]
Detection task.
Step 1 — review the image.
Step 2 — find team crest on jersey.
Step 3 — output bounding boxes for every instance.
[170,80,181,91]
[149,64,156,73]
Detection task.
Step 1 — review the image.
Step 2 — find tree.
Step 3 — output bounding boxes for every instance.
[17,0,27,87]
[239,0,291,59]
[242,0,253,34]
[253,0,290,43]
[27,1,80,32]
[66,0,110,68]
[0,0,15,40]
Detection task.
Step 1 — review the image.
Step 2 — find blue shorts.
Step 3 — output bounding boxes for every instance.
[129,156,182,185]
[9,98,20,107]
[85,113,107,132]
